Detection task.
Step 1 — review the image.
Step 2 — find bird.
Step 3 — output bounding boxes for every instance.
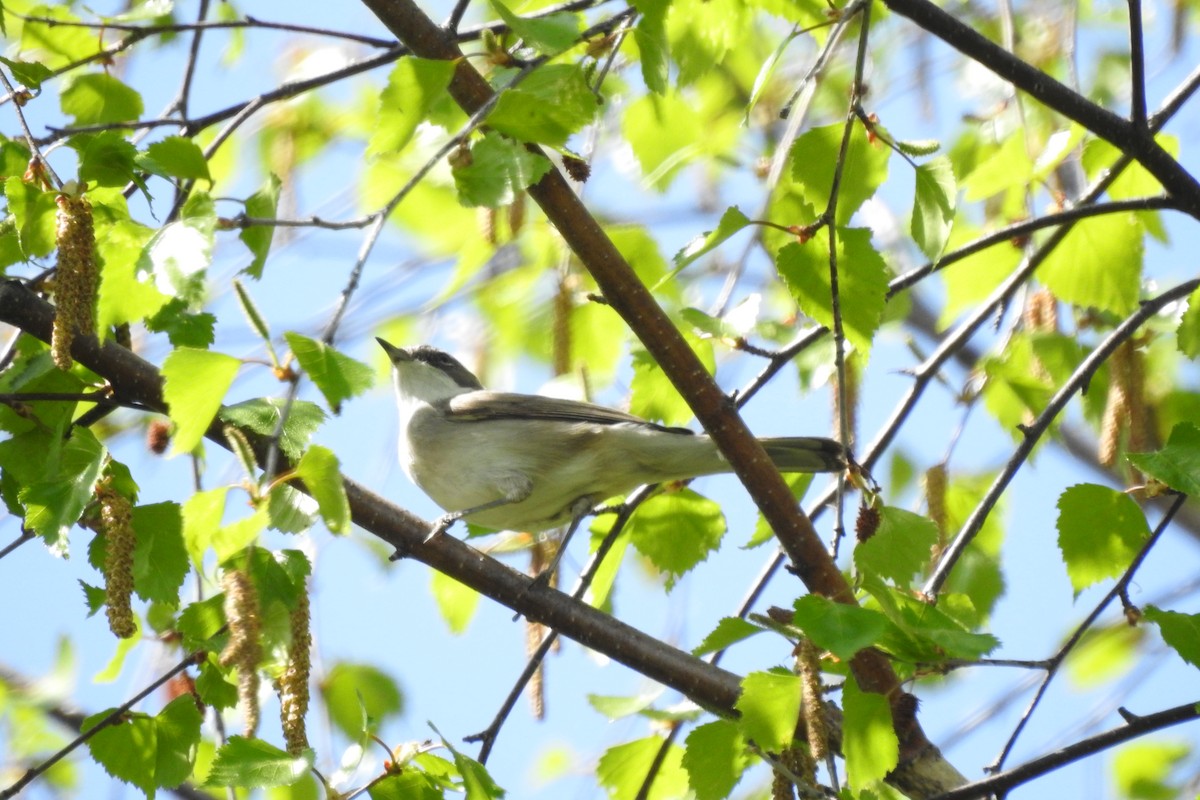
[378,339,847,556]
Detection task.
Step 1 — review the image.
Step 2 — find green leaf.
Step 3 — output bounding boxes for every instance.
[1179,285,1200,359]
[320,663,404,740]
[489,0,582,55]
[791,122,890,225]
[1112,740,1190,800]
[131,503,187,604]
[962,133,1032,201]
[178,596,227,651]
[672,206,751,271]
[137,136,212,182]
[239,175,282,279]
[369,58,458,157]
[433,728,506,800]
[266,483,318,534]
[911,156,956,260]
[776,227,888,357]
[195,658,238,710]
[682,720,749,800]
[182,487,228,566]
[597,737,687,800]
[1144,606,1200,669]
[205,736,310,789]
[21,428,106,548]
[218,398,326,463]
[5,177,58,258]
[631,0,669,94]
[70,131,143,190]
[60,72,144,125]
[842,676,898,788]
[938,221,1023,327]
[735,670,801,752]
[0,56,53,89]
[212,505,269,563]
[86,695,202,797]
[452,132,552,208]
[627,489,726,588]
[290,445,349,534]
[162,348,241,455]
[1039,214,1143,315]
[1065,624,1143,687]
[368,771,444,800]
[485,65,597,147]
[628,338,714,426]
[1057,484,1150,595]
[854,506,939,586]
[284,332,374,414]
[1128,422,1200,495]
[863,576,999,662]
[146,299,217,349]
[744,29,796,122]
[430,570,480,634]
[142,217,216,306]
[691,616,764,656]
[587,690,663,720]
[792,594,887,662]
[96,217,171,330]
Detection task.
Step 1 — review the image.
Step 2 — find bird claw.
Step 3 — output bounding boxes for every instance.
[425,513,458,543]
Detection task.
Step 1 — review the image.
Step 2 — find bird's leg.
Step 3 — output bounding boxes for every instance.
[528,495,595,590]
[424,476,534,543]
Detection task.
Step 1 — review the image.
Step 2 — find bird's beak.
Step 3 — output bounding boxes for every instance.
[376,338,411,362]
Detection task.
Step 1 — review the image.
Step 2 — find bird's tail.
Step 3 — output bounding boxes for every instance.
[760,437,847,472]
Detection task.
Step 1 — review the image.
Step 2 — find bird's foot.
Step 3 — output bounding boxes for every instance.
[425,513,459,543]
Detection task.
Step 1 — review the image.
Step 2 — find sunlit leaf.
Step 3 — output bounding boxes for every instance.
[1057,484,1150,595]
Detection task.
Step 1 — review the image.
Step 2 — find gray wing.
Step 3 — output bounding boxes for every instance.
[445,391,693,434]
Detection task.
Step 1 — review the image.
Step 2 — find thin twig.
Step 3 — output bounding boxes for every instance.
[8,11,400,48]
[923,280,1199,597]
[0,652,204,799]
[0,68,62,189]
[1127,0,1147,127]
[467,487,654,762]
[987,492,1188,772]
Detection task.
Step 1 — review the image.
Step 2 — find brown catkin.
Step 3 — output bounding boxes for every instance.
[280,589,312,755]
[98,478,136,639]
[798,639,828,763]
[507,191,526,238]
[855,502,881,543]
[831,357,859,448]
[50,192,96,371]
[924,464,948,562]
[1099,341,1146,468]
[1023,287,1059,333]
[147,419,172,455]
[477,206,498,246]
[220,568,263,737]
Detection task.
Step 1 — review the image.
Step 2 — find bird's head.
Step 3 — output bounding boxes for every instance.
[377,339,483,405]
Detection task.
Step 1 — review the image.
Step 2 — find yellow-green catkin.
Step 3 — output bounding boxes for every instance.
[50,191,96,371]
[98,478,136,639]
[280,589,312,756]
[220,568,263,737]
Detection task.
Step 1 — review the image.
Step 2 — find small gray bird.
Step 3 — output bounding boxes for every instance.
[378,339,847,548]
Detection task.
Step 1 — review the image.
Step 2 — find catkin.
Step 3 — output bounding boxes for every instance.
[798,639,828,763]
[279,588,312,755]
[50,192,97,371]
[98,478,136,639]
[220,568,263,737]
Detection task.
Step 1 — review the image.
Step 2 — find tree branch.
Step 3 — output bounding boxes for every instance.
[881,0,1200,215]
[356,0,959,788]
[928,698,1200,800]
